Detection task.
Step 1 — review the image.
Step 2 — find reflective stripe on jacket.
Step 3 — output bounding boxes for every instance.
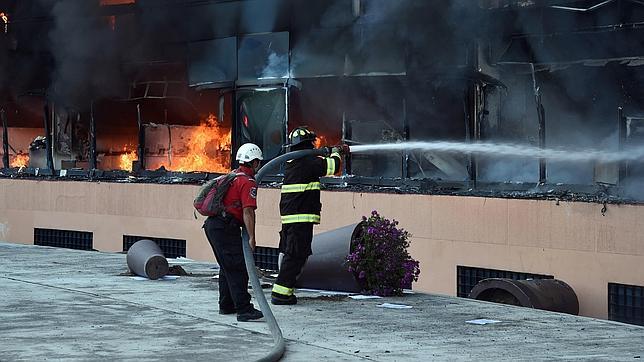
[279,153,341,224]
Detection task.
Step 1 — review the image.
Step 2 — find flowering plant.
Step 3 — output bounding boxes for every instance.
[346,210,420,297]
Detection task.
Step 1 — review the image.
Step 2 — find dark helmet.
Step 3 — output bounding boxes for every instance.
[287,127,317,147]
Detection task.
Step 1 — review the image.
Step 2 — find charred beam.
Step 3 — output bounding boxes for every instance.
[531,64,547,184]
[341,112,352,176]
[537,101,546,183]
[1,109,8,169]
[89,102,97,170]
[618,106,627,183]
[43,103,54,171]
[402,98,409,179]
[465,82,481,185]
[136,103,145,171]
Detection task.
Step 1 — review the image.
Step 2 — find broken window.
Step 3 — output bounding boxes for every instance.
[236,88,286,162]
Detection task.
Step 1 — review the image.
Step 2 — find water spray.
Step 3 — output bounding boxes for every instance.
[349,141,641,163]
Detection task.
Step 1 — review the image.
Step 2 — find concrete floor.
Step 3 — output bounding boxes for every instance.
[1,242,643,361]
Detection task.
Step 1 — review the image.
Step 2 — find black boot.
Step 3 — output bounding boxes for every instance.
[271,292,297,305]
[237,308,264,322]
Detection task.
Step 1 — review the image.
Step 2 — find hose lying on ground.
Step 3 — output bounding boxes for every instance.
[241,148,327,362]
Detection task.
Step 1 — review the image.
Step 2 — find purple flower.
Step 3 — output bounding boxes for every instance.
[347,210,419,296]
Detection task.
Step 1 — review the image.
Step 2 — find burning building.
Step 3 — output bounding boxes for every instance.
[0,0,643,324]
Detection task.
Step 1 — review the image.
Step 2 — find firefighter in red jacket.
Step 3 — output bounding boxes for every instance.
[204,143,264,321]
[271,127,344,305]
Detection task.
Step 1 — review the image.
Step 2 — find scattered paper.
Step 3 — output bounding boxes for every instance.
[466,319,502,325]
[376,303,413,309]
[167,257,195,265]
[403,290,415,294]
[349,295,383,300]
[297,288,355,296]
[130,275,180,281]
[270,273,279,278]
[211,275,219,279]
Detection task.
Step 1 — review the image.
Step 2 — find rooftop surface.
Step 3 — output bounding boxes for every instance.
[2,242,643,361]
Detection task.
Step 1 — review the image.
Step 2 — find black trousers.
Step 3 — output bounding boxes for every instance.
[275,223,314,290]
[204,216,253,314]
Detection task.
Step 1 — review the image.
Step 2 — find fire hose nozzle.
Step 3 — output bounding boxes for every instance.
[330,144,350,156]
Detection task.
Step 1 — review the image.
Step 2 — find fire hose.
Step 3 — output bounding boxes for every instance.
[240,147,332,362]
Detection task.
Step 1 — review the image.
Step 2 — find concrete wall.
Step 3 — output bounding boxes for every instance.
[1,178,643,319]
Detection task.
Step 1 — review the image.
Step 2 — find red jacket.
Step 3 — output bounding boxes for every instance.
[222,165,257,223]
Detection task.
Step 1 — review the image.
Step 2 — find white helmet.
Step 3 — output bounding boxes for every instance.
[236,143,263,163]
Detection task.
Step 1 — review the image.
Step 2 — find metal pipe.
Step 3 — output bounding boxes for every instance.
[531,64,547,184]
[295,223,363,292]
[89,102,97,170]
[43,103,54,171]
[538,101,546,183]
[402,98,409,179]
[341,112,352,176]
[126,239,169,280]
[136,103,145,170]
[618,106,627,183]
[469,278,579,315]
[1,109,9,168]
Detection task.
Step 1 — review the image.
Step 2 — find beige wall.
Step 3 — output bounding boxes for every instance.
[1,178,643,319]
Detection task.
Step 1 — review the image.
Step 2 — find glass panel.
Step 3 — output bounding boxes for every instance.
[238,32,289,83]
[188,37,237,87]
[237,88,286,161]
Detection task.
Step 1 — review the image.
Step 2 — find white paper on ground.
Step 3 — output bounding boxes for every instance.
[297,288,355,296]
[466,319,502,325]
[130,275,180,281]
[211,275,219,279]
[349,295,383,300]
[376,303,413,309]
[167,257,195,264]
[403,289,415,294]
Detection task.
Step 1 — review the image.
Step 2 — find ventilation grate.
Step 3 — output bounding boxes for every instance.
[34,228,93,251]
[457,265,554,298]
[123,235,186,259]
[254,246,280,271]
[609,283,644,326]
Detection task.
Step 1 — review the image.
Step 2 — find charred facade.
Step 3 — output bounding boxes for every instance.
[0,0,643,202]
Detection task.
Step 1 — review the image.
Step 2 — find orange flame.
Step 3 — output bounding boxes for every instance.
[119,150,137,171]
[171,114,232,173]
[11,154,29,168]
[107,15,116,31]
[314,135,327,148]
[1,12,8,34]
